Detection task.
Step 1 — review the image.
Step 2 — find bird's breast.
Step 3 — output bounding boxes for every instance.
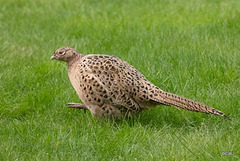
[68,64,83,99]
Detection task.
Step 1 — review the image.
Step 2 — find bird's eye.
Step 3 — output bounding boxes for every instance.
[59,51,66,55]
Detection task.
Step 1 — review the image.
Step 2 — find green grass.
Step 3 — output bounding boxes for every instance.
[0,0,239,160]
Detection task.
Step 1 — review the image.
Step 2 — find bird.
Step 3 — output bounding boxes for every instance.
[50,46,230,120]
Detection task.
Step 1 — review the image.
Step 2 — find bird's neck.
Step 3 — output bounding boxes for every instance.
[67,53,82,68]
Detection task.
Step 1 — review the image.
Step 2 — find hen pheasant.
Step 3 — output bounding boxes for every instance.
[51,46,230,120]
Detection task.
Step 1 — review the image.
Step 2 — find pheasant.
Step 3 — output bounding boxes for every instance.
[50,46,230,120]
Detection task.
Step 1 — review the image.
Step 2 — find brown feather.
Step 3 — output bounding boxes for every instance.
[150,90,231,120]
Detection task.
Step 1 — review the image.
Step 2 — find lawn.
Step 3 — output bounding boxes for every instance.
[0,0,239,160]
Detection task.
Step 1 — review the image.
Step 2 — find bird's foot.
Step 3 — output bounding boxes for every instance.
[67,103,88,111]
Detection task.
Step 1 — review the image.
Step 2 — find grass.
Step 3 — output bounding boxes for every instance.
[0,0,239,160]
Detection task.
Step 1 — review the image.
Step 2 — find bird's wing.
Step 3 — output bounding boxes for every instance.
[80,54,152,112]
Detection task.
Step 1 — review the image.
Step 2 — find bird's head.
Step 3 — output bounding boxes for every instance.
[50,46,79,63]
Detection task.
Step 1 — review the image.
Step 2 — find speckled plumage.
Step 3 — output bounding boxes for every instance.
[51,46,230,120]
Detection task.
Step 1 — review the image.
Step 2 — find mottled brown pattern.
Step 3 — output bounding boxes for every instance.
[51,46,230,120]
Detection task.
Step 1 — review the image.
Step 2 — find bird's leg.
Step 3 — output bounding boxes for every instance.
[67,103,88,112]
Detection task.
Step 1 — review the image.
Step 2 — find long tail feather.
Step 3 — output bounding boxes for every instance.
[151,89,231,120]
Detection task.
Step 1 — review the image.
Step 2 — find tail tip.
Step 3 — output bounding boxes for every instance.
[223,114,231,121]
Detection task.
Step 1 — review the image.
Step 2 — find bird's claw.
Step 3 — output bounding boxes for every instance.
[67,103,88,110]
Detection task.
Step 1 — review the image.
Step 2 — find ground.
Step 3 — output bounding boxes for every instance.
[0,0,239,160]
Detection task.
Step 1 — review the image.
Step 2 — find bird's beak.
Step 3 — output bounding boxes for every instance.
[50,55,56,60]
